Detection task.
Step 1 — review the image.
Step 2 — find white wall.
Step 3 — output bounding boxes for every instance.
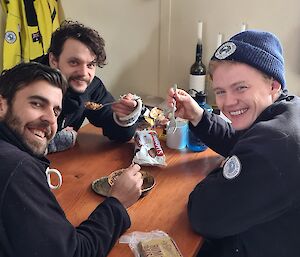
[167,0,300,103]
[61,0,161,99]
[1,0,300,104]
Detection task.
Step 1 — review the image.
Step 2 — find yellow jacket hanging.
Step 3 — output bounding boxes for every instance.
[2,0,22,70]
[2,0,60,70]
[33,0,60,56]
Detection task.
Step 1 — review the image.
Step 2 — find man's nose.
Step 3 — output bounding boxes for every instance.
[224,93,238,106]
[41,108,56,125]
[77,64,89,76]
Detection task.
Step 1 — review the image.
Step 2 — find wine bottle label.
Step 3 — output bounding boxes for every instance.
[189,74,206,92]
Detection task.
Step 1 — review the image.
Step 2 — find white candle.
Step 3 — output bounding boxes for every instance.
[197,21,203,42]
[217,33,223,47]
[241,23,247,32]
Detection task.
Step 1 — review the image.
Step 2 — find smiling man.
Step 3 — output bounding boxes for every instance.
[37,20,142,153]
[167,30,300,256]
[0,62,143,257]
[2,80,61,155]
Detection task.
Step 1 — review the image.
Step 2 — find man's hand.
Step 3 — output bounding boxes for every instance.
[63,126,75,132]
[111,93,138,118]
[47,127,77,153]
[167,87,204,127]
[110,164,143,208]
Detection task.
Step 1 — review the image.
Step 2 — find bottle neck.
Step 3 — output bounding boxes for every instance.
[195,92,206,105]
[195,41,203,62]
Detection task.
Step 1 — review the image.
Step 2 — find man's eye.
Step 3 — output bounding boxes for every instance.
[31,102,42,107]
[54,109,60,117]
[69,60,78,66]
[215,90,225,96]
[237,85,248,92]
[87,63,96,69]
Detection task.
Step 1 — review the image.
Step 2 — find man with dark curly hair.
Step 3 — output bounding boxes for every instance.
[37,20,142,153]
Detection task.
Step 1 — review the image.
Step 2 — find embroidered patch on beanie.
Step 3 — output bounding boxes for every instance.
[214,42,237,59]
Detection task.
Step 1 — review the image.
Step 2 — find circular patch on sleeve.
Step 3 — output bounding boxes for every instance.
[223,155,241,179]
[5,31,17,44]
[215,42,236,60]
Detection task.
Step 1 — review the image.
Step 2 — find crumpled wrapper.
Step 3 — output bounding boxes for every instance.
[133,130,167,167]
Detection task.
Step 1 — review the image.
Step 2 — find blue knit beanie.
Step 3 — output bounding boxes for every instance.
[211,30,286,88]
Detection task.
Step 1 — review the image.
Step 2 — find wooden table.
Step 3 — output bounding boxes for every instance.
[48,124,223,257]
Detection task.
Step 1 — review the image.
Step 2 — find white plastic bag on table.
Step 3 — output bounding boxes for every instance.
[119,230,182,257]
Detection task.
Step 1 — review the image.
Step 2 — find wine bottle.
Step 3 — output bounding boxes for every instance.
[189,21,206,95]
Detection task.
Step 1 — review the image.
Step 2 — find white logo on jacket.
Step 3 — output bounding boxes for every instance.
[5,31,17,44]
[223,155,241,179]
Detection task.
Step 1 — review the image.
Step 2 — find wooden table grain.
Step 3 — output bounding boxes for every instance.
[48,124,223,257]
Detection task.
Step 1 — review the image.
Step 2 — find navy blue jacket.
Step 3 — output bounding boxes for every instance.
[58,77,137,142]
[188,93,300,257]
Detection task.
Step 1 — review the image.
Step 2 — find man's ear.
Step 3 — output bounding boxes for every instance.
[271,79,281,92]
[0,95,8,119]
[49,53,59,69]
[270,80,282,101]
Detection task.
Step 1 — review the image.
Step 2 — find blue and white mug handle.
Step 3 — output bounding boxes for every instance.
[45,168,62,190]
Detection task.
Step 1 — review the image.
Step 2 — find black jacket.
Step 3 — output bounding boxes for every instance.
[0,122,130,257]
[188,93,300,257]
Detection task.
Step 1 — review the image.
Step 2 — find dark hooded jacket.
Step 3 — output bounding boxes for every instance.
[0,122,130,257]
[188,93,300,257]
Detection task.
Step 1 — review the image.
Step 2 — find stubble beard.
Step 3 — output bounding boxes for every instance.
[67,75,91,93]
[3,108,51,157]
